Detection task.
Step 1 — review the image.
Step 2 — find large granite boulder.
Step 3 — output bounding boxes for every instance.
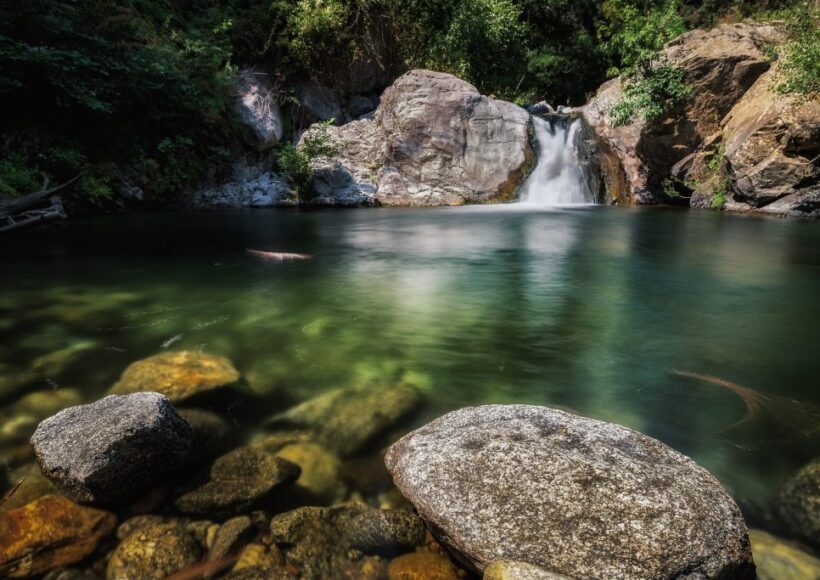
[309,70,534,206]
[580,23,786,207]
[234,69,284,151]
[385,405,755,579]
[720,66,820,217]
[31,392,192,503]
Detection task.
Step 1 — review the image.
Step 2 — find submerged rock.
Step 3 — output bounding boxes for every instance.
[0,388,83,444]
[106,522,202,580]
[275,442,345,505]
[779,457,820,549]
[269,504,425,579]
[178,408,232,466]
[175,447,300,518]
[271,385,420,456]
[315,69,534,206]
[109,351,240,403]
[483,561,571,580]
[750,529,820,580]
[31,392,192,503]
[0,495,116,578]
[385,405,754,578]
[234,68,284,151]
[0,462,57,513]
[209,515,255,560]
[386,551,461,580]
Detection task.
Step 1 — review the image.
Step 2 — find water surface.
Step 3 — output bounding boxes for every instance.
[1,206,819,524]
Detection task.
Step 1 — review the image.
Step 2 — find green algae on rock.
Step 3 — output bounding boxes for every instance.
[750,529,820,580]
[779,458,820,550]
[175,447,300,518]
[0,495,116,578]
[109,351,240,403]
[270,385,420,456]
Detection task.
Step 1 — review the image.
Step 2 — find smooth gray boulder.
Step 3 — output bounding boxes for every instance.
[316,69,534,206]
[234,69,284,151]
[385,405,755,579]
[31,392,192,503]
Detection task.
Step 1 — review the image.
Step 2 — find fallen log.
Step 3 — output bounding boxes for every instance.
[0,175,79,234]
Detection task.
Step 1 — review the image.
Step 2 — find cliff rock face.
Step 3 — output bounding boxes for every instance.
[581,23,818,216]
[314,70,534,206]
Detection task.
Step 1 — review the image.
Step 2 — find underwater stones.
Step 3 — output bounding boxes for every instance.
[386,551,461,580]
[0,462,57,513]
[106,522,202,580]
[276,442,345,505]
[483,561,571,580]
[175,447,300,518]
[385,404,755,578]
[269,504,424,579]
[178,408,232,466]
[31,392,192,503]
[0,388,83,444]
[109,351,240,403]
[345,509,426,554]
[233,543,285,572]
[0,495,116,578]
[272,385,420,456]
[779,458,820,549]
[749,529,820,580]
[209,515,255,560]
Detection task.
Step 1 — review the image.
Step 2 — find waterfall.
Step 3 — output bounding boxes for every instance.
[519,116,595,206]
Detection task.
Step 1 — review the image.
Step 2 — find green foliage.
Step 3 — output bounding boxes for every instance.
[773,3,819,96]
[610,63,692,126]
[599,0,687,76]
[710,178,729,209]
[0,154,43,196]
[277,120,340,199]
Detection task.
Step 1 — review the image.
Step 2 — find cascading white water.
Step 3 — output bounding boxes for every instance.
[520,116,595,205]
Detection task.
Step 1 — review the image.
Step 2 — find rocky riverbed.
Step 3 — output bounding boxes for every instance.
[1,350,819,579]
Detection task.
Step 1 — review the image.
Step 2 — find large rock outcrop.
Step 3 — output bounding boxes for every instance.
[580,22,819,216]
[385,405,755,579]
[310,70,534,206]
[234,69,284,151]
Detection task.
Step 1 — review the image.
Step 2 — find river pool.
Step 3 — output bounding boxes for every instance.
[1,205,819,529]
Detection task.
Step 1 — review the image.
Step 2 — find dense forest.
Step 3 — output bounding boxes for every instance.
[0,0,815,207]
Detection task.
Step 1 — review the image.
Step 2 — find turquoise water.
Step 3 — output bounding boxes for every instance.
[1,205,818,524]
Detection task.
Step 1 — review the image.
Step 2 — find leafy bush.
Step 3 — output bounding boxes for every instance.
[277,120,340,199]
[773,3,819,96]
[610,63,692,125]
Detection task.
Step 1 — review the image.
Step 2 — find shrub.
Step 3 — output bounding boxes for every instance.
[277,120,340,199]
[773,3,819,97]
[610,63,692,126]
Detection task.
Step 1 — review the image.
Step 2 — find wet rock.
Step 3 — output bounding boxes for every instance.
[116,514,166,540]
[483,560,571,580]
[320,70,534,206]
[272,385,420,456]
[346,509,426,554]
[269,504,422,579]
[779,458,820,549]
[107,522,203,580]
[234,68,284,151]
[0,495,116,578]
[224,565,297,579]
[178,408,232,466]
[233,543,285,571]
[385,404,754,578]
[175,447,300,518]
[210,515,255,560]
[0,462,57,513]
[32,392,192,503]
[750,529,820,580]
[276,442,345,505]
[387,551,461,580]
[109,351,240,403]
